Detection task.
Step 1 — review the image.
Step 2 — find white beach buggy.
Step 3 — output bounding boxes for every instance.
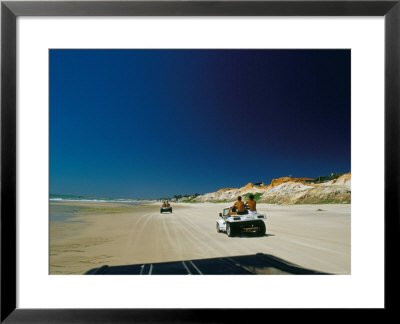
[216,207,267,237]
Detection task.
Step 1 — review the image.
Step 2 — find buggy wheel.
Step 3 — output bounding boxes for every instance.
[216,222,221,233]
[258,221,266,237]
[227,223,235,237]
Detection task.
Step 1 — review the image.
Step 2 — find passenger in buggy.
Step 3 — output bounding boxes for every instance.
[230,196,247,215]
[246,194,257,214]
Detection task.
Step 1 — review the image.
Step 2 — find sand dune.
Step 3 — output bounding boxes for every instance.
[194,173,351,204]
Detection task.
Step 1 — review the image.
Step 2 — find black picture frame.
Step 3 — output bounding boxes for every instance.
[1,0,399,322]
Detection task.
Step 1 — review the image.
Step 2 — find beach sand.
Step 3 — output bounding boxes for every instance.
[50,201,350,275]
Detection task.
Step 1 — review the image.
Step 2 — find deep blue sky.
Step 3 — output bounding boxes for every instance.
[50,49,350,199]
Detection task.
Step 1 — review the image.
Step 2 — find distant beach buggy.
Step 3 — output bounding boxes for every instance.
[160,206,172,213]
[216,207,266,237]
[160,201,172,214]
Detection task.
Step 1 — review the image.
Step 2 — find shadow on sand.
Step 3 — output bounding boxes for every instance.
[85,253,329,275]
[230,233,275,238]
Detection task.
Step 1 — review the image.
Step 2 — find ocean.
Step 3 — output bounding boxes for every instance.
[49,194,151,222]
[50,194,147,204]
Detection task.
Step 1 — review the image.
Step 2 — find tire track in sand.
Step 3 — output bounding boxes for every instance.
[164,209,230,260]
[123,212,156,261]
[177,208,272,258]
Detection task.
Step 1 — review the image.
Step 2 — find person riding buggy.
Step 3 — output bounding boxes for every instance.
[230,195,257,215]
[160,201,172,213]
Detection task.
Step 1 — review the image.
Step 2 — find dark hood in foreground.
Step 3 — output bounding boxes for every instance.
[85,253,329,275]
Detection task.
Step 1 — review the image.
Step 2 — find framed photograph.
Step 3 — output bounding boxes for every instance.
[1,0,398,321]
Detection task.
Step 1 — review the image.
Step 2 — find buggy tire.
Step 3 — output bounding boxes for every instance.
[216,222,221,233]
[258,221,266,237]
[227,223,235,237]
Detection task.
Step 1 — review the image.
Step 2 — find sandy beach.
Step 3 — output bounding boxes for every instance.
[50,201,350,275]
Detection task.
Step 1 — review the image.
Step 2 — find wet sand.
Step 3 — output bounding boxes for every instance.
[50,201,350,275]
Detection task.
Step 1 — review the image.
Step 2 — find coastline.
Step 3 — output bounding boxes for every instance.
[50,201,351,275]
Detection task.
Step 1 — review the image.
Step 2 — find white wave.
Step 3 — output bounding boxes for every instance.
[50,197,143,204]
